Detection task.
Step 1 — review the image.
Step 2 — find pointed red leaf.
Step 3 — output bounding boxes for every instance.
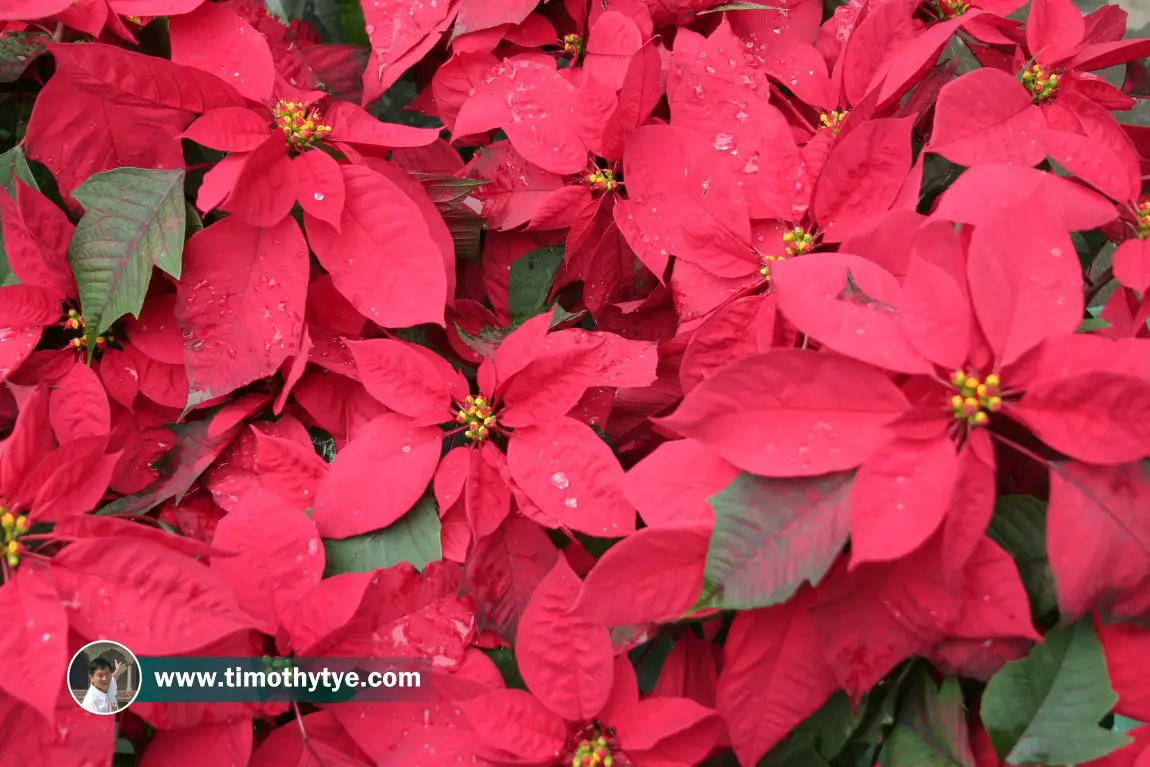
[48,362,110,443]
[23,76,187,199]
[454,58,588,175]
[813,117,914,239]
[180,107,273,152]
[681,295,777,394]
[0,567,69,725]
[52,537,261,654]
[656,350,910,477]
[461,688,568,761]
[613,696,719,760]
[1012,372,1150,465]
[1047,461,1150,622]
[253,430,328,508]
[517,556,614,721]
[1028,0,1085,65]
[933,164,1117,231]
[951,538,1040,641]
[292,150,346,230]
[346,338,453,422]
[574,522,710,625]
[622,439,738,528]
[461,515,559,643]
[810,541,962,698]
[850,434,959,567]
[210,496,324,630]
[169,2,274,103]
[507,415,636,537]
[930,68,1047,167]
[305,165,448,328]
[1113,238,1150,296]
[899,249,971,370]
[466,443,512,539]
[312,414,442,539]
[717,590,841,765]
[50,41,247,113]
[30,437,121,522]
[771,252,933,375]
[325,101,441,149]
[967,198,1083,368]
[1098,619,1150,722]
[178,215,307,406]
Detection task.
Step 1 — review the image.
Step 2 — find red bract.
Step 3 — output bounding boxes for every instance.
[312,312,655,542]
[457,558,721,767]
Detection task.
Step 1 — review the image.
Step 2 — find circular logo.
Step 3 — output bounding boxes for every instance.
[68,640,142,716]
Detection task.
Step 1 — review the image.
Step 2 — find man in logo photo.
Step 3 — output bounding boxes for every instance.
[81,658,127,715]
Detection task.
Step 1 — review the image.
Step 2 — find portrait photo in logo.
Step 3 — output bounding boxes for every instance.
[68,640,141,716]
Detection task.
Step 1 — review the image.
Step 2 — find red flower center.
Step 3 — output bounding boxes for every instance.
[949,371,1003,426]
[1021,64,1059,103]
[569,728,626,767]
[760,226,817,278]
[1,510,28,569]
[273,99,332,149]
[63,309,110,352]
[819,110,849,134]
[563,33,584,57]
[455,395,499,441]
[938,0,970,17]
[587,169,618,192]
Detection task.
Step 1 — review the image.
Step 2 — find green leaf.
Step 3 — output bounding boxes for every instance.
[757,735,832,767]
[790,692,863,761]
[97,417,240,516]
[309,428,337,463]
[507,246,565,322]
[455,305,585,357]
[704,471,853,609]
[414,174,489,205]
[0,145,37,197]
[485,646,527,690]
[0,145,38,283]
[884,676,976,767]
[1113,715,1144,735]
[755,700,861,767]
[698,1,787,12]
[988,495,1057,619]
[322,497,441,575]
[855,662,923,745]
[184,200,203,238]
[68,168,186,351]
[980,618,1130,765]
[1077,317,1112,333]
[442,209,485,262]
[0,32,47,83]
[630,631,677,694]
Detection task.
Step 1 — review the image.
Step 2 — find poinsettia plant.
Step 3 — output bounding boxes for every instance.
[0,0,1148,763]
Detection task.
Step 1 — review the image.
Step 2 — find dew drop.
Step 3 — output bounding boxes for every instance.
[314,192,325,201]
[550,472,569,489]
